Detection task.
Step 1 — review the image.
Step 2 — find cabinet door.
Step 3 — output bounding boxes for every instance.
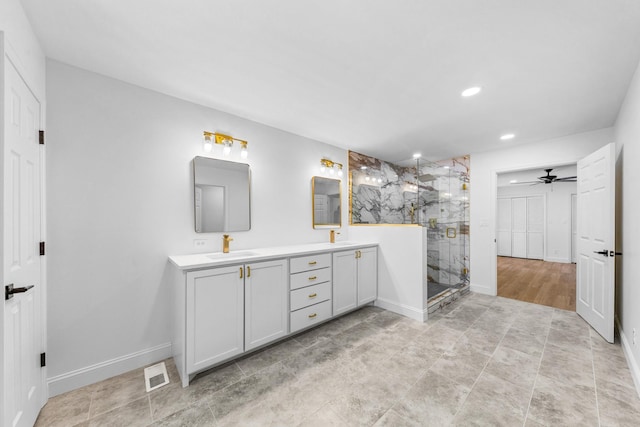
[357,247,378,306]
[333,250,358,315]
[245,259,289,351]
[497,198,512,256]
[186,266,244,374]
[511,197,527,258]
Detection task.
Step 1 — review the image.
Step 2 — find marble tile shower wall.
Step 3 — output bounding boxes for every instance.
[349,152,470,286]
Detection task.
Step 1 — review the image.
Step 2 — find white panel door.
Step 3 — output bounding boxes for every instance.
[3,58,44,427]
[511,197,527,258]
[526,196,544,259]
[245,259,288,351]
[576,143,615,343]
[497,198,512,256]
[332,250,357,315]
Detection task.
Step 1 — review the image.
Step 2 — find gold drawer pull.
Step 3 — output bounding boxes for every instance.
[308,313,317,319]
[308,276,317,281]
[308,293,317,298]
[308,261,317,265]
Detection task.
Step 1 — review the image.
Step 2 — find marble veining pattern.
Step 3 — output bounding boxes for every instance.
[35,293,640,426]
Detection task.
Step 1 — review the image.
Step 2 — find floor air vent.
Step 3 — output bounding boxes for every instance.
[144,361,169,392]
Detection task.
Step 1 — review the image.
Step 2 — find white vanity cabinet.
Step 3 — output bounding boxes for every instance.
[332,246,378,316]
[176,258,288,387]
[289,253,333,333]
[170,242,378,387]
[244,259,288,351]
[185,266,244,377]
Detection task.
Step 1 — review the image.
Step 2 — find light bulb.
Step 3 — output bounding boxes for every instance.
[320,165,326,173]
[223,141,231,156]
[329,168,335,175]
[365,176,370,181]
[377,178,382,183]
[240,142,248,159]
[203,133,213,152]
[337,168,343,177]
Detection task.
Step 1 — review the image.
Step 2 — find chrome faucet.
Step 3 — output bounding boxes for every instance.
[329,230,340,243]
[222,234,233,253]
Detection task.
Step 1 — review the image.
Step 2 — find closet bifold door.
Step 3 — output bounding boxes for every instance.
[526,196,544,259]
[497,198,512,256]
[511,197,528,258]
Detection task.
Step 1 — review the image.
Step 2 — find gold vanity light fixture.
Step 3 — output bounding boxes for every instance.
[320,158,343,177]
[203,131,249,159]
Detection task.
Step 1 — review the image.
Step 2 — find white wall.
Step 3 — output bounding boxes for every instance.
[469,128,613,295]
[349,226,427,321]
[498,178,577,263]
[46,60,349,395]
[614,57,640,394]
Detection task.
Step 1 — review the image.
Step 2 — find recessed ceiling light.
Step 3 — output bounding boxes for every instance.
[500,133,515,140]
[413,153,421,159]
[461,86,482,97]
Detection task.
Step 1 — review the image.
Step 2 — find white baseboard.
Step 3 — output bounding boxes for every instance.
[375,297,427,322]
[47,342,172,397]
[616,318,640,398]
[470,282,494,296]
[544,257,571,263]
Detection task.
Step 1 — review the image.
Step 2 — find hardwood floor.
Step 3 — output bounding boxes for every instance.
[497,256,576,311]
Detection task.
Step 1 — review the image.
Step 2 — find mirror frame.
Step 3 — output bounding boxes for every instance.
[312,176,342,229]
[193,156,251,233]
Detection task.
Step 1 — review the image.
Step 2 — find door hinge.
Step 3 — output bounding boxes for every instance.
[39,130,45,145]
[40,352,46,367]
[40,241,45,256]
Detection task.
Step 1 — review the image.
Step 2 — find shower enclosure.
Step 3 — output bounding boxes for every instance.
[412,158,470,305]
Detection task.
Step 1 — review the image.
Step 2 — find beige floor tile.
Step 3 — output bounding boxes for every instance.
[34,294,640,427]
[88,396,152,427]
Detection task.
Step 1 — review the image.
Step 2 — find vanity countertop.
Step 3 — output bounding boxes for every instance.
[169,241,378,270]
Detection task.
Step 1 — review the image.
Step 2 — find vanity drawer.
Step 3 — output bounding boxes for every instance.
[290,300,332,333]
[290,282,331,311]
[290,267,331,290]
[290,253,331,274]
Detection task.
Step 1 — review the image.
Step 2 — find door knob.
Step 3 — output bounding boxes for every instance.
[5,284,34,300]
[593,250,609,256]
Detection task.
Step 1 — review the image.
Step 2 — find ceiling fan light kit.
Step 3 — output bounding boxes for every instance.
[509,168,577,185]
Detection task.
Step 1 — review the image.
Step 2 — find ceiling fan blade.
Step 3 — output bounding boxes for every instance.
[509,180,541,185]
[554,176,577,182]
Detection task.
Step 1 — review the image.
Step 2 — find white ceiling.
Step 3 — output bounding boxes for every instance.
[21,0,640,162]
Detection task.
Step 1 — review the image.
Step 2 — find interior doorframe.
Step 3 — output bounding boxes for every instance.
[490,158,581,296]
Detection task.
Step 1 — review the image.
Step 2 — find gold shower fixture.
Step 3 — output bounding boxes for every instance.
[203,131,249,159]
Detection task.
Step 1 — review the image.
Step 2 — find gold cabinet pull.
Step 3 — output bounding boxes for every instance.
[308,313,317,319]
[355,250,361,259]
[308,276,317,281]
[247,266,251,277]
[308,261,317,265]
[239,267,243,279]
[308,293,317,298]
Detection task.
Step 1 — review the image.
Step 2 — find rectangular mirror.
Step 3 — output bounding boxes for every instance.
[194,156,250,232]
[312,176,341,229]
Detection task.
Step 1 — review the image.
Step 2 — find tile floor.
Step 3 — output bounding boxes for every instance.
[36,293,640,426]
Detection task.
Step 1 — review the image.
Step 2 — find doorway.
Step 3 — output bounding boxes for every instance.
[496,165,577,311]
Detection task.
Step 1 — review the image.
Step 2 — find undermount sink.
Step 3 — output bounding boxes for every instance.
[329,241,355,246]
[206,250,259,260]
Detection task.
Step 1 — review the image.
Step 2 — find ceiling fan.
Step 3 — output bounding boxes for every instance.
[511,168,577,185]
